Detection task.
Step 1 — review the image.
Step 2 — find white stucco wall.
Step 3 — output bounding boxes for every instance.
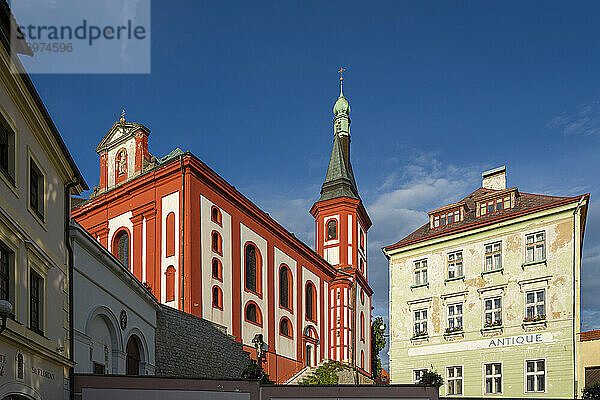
[200,196,232,332]
[274,247,297,359]
[71,224,157,376]
[161,191,180,306]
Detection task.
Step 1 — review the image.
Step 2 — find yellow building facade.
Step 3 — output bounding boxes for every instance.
[384,167,589,398]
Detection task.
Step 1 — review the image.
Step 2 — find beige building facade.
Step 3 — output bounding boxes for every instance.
[384,167,589,398]
[0,7,87,400]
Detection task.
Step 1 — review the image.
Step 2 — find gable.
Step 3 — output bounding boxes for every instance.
[95,119,150,154]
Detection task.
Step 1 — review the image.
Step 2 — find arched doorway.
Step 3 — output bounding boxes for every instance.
[126,336,141,375]
[303,325,319,368]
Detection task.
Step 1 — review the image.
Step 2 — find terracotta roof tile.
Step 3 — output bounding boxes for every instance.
[581,330,600,342]
[384,187,583,252]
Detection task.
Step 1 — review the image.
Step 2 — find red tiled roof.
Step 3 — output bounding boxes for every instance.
[383,187,588,252]
[581,330,600,342]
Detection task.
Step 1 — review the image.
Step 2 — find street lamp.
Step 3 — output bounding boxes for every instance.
[0,300,13,334]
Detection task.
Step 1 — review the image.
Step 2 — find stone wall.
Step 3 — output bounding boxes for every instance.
[155,305,251,379]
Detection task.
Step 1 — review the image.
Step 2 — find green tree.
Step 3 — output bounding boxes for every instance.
[371,317,386,379]
[583,382,600,399]
[302,360,342,385]
[241,359,273,384]
[418,369,444,388]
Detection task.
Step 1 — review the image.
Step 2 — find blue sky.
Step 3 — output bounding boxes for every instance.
[24,1,600,368]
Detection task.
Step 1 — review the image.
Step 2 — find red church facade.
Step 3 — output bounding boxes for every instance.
[72,80,373,383]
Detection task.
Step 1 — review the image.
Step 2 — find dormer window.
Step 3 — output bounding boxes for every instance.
[479,195,512,217]
[433,209,461,228]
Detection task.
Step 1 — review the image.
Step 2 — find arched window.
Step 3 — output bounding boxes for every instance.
[360,312,365,341]
[360,230,365,251]
[305,281,316,322]
[245,302,262,326]
[279,317,292,338]
[279,265,292,310]
[245,243,261,294]
[327,219,337,240]
[361,350,365,370]
[212,258,222,281]
[125,336,141,375]
[212,286,223,309]
[166,212,175,257]
[211,231,222,255]
[359,258,364,274]
[165,266,175,302]
[113,230,130,268]
[211,206,222,225]
[360,289,365,305]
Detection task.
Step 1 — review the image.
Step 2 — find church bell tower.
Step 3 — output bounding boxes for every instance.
[310,70,372,370]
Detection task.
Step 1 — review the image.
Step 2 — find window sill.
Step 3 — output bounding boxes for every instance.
[444,330,464,340]
[521,259,547,268]
[522,320,547,331]
[481,326,503,336]
[27,206,47,231]
[0,168,18,196]
[279,305,293,313]
[410,282,429,289]
[445,276,465,283]
[244,319,263,328]
[481,268,504,276]
[244,288,263,299]
[410,335,429,342]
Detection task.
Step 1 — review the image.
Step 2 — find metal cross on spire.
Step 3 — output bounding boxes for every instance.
[338,67,345,82]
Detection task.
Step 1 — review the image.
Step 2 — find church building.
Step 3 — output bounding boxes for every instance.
[71,76,373,383]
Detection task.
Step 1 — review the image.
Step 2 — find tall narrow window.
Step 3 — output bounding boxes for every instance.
[212,286,223,309]
[414,309,427,336]
[305,282,316,321]
[30,271,43,334]
[360,230,365,251]
[360,312,365,341]
[279,265,292,310]
[165,212,175,257]
[525,289,546,321]
[414,259,427,285]
[245,243,259,293]
[165,266,175,302]
[526,359,546,392]
[211,206,222,225]
[114,231,130,268]
[0,244,11,301]
[484,363,502,394]
[211,231,222,255]
[29,159,44,219]
[484,242,502,271]
[447,366,463,395]
[447,251,463,279]
[447,302,463,332]
[484,296,502,327]
[526,232,546,263]
[360,350,365,370]
[0,118,15,183]
[212,258,222,281]
[326,219,337,240]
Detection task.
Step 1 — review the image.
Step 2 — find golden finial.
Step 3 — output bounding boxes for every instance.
[338,67,345,82]
[120,109,126,123]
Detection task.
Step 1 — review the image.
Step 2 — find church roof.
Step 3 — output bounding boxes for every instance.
[319,133,359,202]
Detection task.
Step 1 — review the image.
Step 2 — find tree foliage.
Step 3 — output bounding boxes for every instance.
[418,369,444,388]
[583,382,600,399]
[241,359,273,384]
[302,360,342,385]
[371,316,386,379]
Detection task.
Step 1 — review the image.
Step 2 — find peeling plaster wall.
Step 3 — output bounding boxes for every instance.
[388,205,583,397]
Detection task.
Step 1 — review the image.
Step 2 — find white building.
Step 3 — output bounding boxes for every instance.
[70,221,158,376]
[0,5,87,400]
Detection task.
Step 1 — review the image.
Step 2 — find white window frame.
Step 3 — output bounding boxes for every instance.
[483,362,502,394]
[413,309,428,336]
[447,302,463,331]
[525,231,546,263]
[446,365,463,396]
[447,250,463,279]
[414,259,428,286]
[413,368,428,384]
[484,241,502,272]
[525,358,546,393]
[525,289,546,321]
[483,296,502,327]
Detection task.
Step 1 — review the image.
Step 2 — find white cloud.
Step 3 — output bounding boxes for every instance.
[547,101,600,136]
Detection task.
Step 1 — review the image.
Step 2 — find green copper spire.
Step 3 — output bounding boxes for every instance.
[318,70,359,202]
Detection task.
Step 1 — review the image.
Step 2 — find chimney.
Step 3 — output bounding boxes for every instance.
[482,166,506,190]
